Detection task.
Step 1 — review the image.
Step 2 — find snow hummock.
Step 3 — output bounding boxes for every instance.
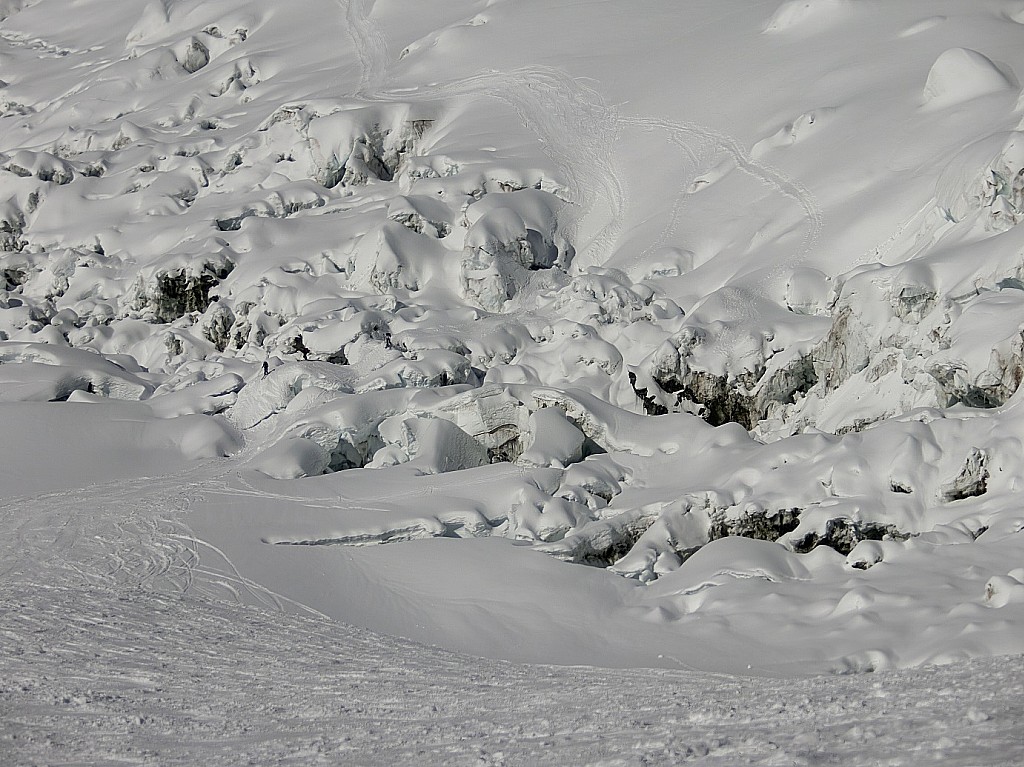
[922,48,1015,110]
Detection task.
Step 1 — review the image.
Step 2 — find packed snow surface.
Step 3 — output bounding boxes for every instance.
[3,0,1024,762]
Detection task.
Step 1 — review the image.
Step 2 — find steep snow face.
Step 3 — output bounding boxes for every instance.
[3,0,1024,681]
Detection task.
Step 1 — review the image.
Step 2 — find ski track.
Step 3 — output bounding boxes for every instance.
[339,0,819,284]
[12,0,831,596]
[342,0,388,97]
[368,65,627,273]
[338,0,826,366]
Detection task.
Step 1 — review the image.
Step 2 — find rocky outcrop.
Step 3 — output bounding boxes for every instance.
[708,505,801,542]
[537,507,662,567]
[126,257,235,324]
[387,195,453,239]
[2,150,75,186]
[200,301,235,352]
[316,118,432,189]
[254,103,434,189]
[940,447,989,502]
[0,207,26,252]
[792,519,910,557]
[642,335,817,429]
[176,37,210,74]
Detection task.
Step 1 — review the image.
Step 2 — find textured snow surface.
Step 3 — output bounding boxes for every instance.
[4,584,1024,766]
[4,0,1024,761]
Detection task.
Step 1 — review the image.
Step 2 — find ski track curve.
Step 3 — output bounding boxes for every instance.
[368,65,627,273]
[342,0,388,97]
[340,0,823,297]
[0,433,297,609]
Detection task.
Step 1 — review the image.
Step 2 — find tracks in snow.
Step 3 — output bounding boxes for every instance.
[0,468,203,592]
[379,65,627,271]
[339,0,822,282]
[342,0,388,96]
[631,114,824,275]
[0,435,307,616]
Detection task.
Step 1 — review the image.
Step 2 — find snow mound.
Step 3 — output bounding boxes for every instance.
[922,48,1015,110]
[252,436,330,479]
[0,341,152,401]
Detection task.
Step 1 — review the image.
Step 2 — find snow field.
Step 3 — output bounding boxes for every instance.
[3,1,1024,762]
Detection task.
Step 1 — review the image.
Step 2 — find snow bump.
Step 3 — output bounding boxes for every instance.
[922,48,1015,110]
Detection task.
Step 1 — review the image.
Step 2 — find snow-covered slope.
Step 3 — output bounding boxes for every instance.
[4,582,1023,765]
[3,0,1024,760]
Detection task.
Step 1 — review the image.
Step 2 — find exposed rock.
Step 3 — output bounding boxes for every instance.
[984,572,1024,608]
[646,342,817,430]
[792,519,910,557]
[177,37,210,74]
[386,195,454,239]
[816,305,872,392]
[458,191,570,311]
[2,265,27,289]
[459,207,550,311]
[784,256,1024,434]
[214,191,326,231]
[929,323,1024,409]
[327,433,385,471]
[537,507,662,567]
[200,301,235,352]
[225,302,272,351]
[323,119,432,189]
[0,208,26,252]
[2,150,74,185]
[708,505,801,543]
[941,447,989,502]
[209,58,260,98]
[628,371,668,416]
[129,258,235,324]
[675,369,761,430]
[893,286,938,323]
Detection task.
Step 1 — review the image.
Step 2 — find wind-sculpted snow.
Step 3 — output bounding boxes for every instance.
[4,3,1024,759]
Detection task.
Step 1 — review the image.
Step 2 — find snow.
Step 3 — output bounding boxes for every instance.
[922,48,1016,110]
[3,0,1024,763]
[5,584,1024,766]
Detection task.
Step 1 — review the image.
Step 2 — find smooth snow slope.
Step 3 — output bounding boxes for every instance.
[3,0,1024,761]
